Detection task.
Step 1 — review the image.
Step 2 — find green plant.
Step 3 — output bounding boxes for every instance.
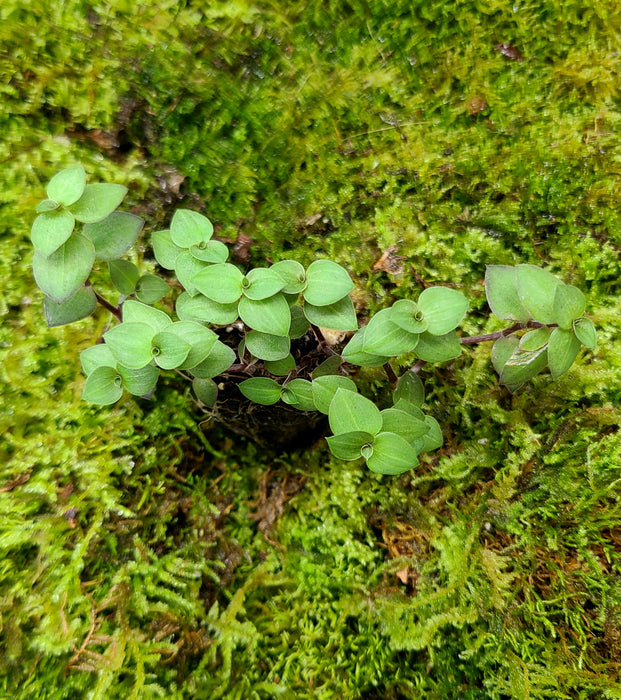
[31,165,597,474]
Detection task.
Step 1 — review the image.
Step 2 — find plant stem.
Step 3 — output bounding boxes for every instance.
[86,281,122,322]
[383,362,399,388]
[459,321,547,345]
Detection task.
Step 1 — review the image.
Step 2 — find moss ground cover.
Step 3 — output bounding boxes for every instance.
[1,0,620,697]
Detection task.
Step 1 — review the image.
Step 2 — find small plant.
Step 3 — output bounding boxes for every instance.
[31,165,597,474]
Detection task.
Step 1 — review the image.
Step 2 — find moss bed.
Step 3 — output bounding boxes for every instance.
[1,1,620,697]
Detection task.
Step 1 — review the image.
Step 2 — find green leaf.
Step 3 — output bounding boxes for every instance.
[152,229,183,270]
[174,250,211,297]
[81,211,144,261]
[176,291,239,325]
[44,285,96,327]
[32,233,95,303]
[264,354,296,376]
[193,263,244,303]
[242,268,285,300]
[417,286,469,336]
[326,431,374,461]
[414,331,461,363]
[118,364,159,396]
[519,326,552,351]
[36,199,60,213]
[245,330,290,361]
[104,322,155,369]
[491,335,519,376]
[189,341,235,378]
[288,304,311,338]
[553,284,586,330]
[390,299,428,334]
[362,309,419,356]
[123,300,172,333]
[341,328,390,367]
[312,355,343,378]
[547,327,581,379]
[281,379,316,411]
[135,274,170,304]
[68,183,127,223]
[500,346,548,387]
[393,372,425,408]
[238,294,290,336]
[328,388,382,436]
[573,317,597,349]
[193,378,218,407]
[81,343,117,375]
[303,260,354,306]
[516,264,562,324]
[392,399,426,422]
[46,164,86,206]
[189,239,229,263]
[421,416,443,452]
[271,259,307,294]
[485,265,531,322]
[312,375,357,414]
[31,209,76,257]
[109,259,140,295]
[303,296,358,331]
[82,365,123,405]
[366,432,419,475]
[380,408,429,443]
[239,377,282,405]
[170,209,214,248]
[167,321,218,370]
[151,329,191,369]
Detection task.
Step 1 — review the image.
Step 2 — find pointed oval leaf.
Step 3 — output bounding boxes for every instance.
[547,327,581,379]
[516,264,562,324]
[189,341,235,378]
[109,259,140,295]
[242,268,285,300]
[123,299,172,332]
[32,233,95,303]
[341,327,390,367]
[304,260,354,306]
[289,304,311,338]
[135,274,170,304]
[271,260,307,294]
[245,330,290,361]
[393,399,426,421]
[264,354,296,376]
[380,408,429,443]
[303,296,358,331]
[239,377,282,405]
[328,387,382,436]
[417,286,468,336]
[193,378,218,407]
[519,326,552,351]
[167,321,217,370]
[281,379,316,411]
[421,416,443,452]
[118,364,159,396]
[189,239,229,263]
[36,199,60,213]
[311,355,343,379]
[573,317,597,349]
[553,284,586,330]
[193,263,244,303]
[82,365,123,405]
[104,322,155,369]
[366,432,418,475]
[312,375,357,414]
[393,371,425,408]
[80,343,117,376]
[152,229,183,270]
[238,294,290,336]
[82,211,144,261]
[362,309,419,356]
[390,299,428,334]
[44,285,96,327]
[491,335,519,375]
[485,265,531,322]
[174,250,211,297]
[326,431,375,461]
[414,331,461,363]
[46,165,86,206]
[170,209,214,248]
[31,209,76,257]
[68,183,128,223]
[500,345,548,386]
[176,291,239,325]
[151,330,191,369]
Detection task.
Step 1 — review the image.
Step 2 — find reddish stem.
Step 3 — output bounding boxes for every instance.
[86,281,122,322]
